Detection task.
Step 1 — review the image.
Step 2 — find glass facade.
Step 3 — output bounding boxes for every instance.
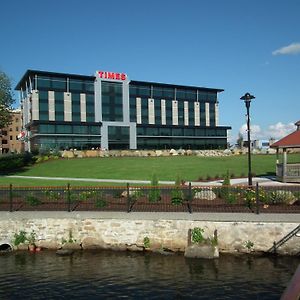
[108,126,130,149]
[101,81,123,121]
[17,70,230,151]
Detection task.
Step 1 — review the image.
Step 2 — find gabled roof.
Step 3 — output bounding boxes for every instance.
[270,129,300,148]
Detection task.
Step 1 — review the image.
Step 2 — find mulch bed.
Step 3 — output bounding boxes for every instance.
[0,196,299,213]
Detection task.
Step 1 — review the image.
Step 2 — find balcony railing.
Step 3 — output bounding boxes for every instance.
[276,163,300,183]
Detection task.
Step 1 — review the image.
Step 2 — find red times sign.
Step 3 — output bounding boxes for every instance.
[98,71,127,81]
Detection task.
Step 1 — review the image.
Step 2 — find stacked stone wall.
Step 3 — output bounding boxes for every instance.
[0,218,299,255]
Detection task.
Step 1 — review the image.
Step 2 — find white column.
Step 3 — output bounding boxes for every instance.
[80,93,86,122]
[31,90,39,120]
[161,99,166,125]
[136,97,142,124]
[184,101,189,126]
[194,102,200,126]
[172,100,178,125]
[48,91,55,121]
[148,98,155,124]
[205,102,210,126]
[215,102,219,126]
[64,92,72,121]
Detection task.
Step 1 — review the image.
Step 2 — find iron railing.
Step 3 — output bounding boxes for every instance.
[0,183,299,213]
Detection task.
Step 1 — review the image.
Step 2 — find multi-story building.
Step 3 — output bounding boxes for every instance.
[0,109,23,154]
[16,70,231,151]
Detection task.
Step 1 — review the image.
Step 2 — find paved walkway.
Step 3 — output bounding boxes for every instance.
[6,175,297,186]
[0,211,299,223]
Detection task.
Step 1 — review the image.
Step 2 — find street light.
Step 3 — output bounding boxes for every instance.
[240,92,255,186]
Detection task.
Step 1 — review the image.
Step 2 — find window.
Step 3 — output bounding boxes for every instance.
[69,79,83,92]
[37,76,51,89]
[52,77,66,90]
[16,127,19,131]
[101,81,123,122]
[159,127,171,136]
[10,136,13,140]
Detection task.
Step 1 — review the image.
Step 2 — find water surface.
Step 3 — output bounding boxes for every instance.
[0,250,298,299]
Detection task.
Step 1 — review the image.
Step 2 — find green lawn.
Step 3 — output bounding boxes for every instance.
[0,177,128,187]
[1,154,298,187]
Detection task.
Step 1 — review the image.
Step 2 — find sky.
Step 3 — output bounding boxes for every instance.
[1,0,299,144]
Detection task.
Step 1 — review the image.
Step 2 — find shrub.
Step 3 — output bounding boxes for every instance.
[218,171,237,204]
[0,152,36,174]
[143,236,150,248]
[13,230,27,246]
[266,190,297,205]
[191,227,205,243]
[171,175,184,205]
[25,193,42,206]
[148,174,161,203]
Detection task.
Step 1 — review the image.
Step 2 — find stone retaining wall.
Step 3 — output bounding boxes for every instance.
[0,218,299,255]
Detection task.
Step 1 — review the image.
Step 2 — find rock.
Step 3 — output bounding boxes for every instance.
[169,149,178,156]
[56,249,74,256]
[81,237,105,249]
[155,150,163,157]
[223,149,232,155]
[186,150,193,156]
[36,241,59,250]
[85,150,98,157]
[153,249,175,256]
[177,149,186,156]
[121,188,140,197]
[184,244,219,259]
[194,189,217,200]
[62,242,82,250]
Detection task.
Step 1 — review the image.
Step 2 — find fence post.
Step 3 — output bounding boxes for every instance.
[67,183,71,212]
[126,183,130,213]
[187,182,193,214]
[255,182,260,214]
[9,184,13,212]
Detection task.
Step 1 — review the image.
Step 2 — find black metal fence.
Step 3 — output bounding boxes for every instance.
[0,183,299,214]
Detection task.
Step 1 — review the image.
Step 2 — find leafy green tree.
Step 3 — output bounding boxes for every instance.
[0,71,15,129]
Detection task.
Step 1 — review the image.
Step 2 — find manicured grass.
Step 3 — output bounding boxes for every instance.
[3,154,299,184]
[0,177,128,187]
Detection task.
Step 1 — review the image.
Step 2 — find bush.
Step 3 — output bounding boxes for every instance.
[171,175,184,205]
[0,152,36,174]
[25,193,42,206]
[266,190,297,205]
[148,174,161,203]
[218,171,237,204]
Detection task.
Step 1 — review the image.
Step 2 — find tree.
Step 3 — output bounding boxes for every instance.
[237,132,243,149]
[0,71,15,129]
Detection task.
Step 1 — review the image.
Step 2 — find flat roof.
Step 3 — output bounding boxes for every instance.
[15,70,224,93]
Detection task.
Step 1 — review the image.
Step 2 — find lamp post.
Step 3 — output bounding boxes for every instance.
[240,92,255,187]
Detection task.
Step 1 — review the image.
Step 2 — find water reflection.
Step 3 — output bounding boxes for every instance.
[0,250,299,299]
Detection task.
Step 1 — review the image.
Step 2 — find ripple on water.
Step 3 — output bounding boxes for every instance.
[0,251,298,299]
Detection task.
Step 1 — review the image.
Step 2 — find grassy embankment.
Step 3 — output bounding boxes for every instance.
[0,153,299,187]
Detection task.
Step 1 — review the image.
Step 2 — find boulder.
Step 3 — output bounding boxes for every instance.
[184,244,219,259]
[155,150,163,157]
[169,149,178,156]
[223,149,232,155]
[186,150,193,156]
[194,189,217,201]
[81,237,106,249]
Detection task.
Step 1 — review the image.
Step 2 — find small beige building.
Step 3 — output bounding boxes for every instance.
[270,120,300,183]
[0,110,24,154]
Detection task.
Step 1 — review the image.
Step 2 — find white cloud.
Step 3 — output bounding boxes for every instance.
[238,122,296,141]
[272,42,300,55]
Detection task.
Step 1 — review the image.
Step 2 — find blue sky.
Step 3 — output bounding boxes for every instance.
[1,0,299,143]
